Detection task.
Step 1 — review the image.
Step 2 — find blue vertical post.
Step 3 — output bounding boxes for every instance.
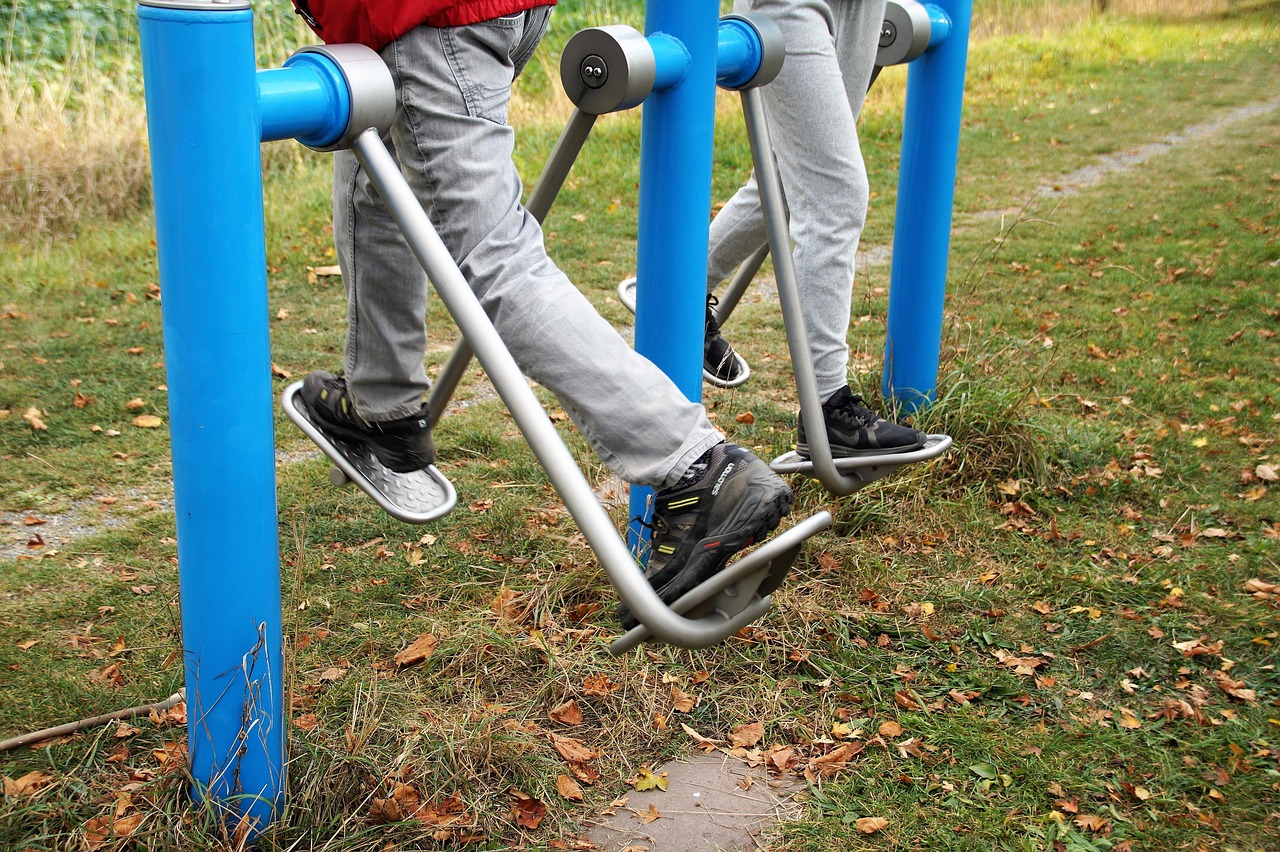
[628,0,721,552]
[882,0,971,411]
[138,0,282,830]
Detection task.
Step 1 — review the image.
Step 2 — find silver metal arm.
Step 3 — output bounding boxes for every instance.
[351,128,785,650]
[739,88,868,496]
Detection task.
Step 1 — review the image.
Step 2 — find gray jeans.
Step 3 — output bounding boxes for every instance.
[332,9,720,488]
[707,0,887,402]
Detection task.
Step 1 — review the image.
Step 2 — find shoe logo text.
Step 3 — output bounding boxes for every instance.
[712,461,736,496]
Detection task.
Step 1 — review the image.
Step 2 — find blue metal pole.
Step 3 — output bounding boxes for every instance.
[138,0,282,830]
[882,0,972,411]
[627,0,721,554]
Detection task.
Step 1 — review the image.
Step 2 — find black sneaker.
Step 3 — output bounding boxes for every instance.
[797,385,925,459]
[704,296,746,386]
[618,442,793,630]
[298,371,435,473]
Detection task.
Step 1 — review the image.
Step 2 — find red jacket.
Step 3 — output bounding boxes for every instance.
[296,0,556,51]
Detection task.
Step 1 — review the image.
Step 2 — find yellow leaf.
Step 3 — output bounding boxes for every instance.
[132,415,163,429]
[633,766,668,792]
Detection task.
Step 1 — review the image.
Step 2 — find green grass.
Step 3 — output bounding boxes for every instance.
[3,1,1280,850]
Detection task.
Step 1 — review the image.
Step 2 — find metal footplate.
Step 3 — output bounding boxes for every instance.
[282,382,457,524]
[771,433,953,488]
[617,277,752,389]
[609,510,832,655]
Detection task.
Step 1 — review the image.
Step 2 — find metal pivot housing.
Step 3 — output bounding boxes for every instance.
[717,13,785,90]
[878,0,934,67]
[287,44,395,151]
[560,25,656,115]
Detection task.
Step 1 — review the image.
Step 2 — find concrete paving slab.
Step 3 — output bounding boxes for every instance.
[584,752,803,852]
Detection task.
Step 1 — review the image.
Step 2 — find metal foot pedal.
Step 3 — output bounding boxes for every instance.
[771,433,952,488]
[617,277,752,389]
[609,511,832,654]
[282,382,457,524]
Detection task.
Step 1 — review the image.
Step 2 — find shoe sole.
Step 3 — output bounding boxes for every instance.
[702,351,751,389]
[619,474,793,630]
[796,438,925,460]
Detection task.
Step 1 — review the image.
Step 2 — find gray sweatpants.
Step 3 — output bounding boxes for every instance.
[331,9,721,488]
[707,0,888,402]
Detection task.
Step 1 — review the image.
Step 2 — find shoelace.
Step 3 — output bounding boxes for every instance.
[705,296,724,338]
[833,395,880,429]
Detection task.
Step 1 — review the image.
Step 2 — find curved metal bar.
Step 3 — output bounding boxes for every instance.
[352,129,784,649]
[738,88,866,496]
[712,241,769,326]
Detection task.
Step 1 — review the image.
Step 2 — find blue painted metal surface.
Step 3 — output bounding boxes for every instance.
[715,17,766,90]
[137,0,359,832]
[883,0,971,411]
[260,52,351,146]
[627,1,722,554]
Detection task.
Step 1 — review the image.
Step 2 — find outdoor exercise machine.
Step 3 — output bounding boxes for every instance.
[138,0,829,834]
[618,0,966,495]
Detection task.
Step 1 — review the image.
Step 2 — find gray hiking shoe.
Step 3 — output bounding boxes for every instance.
[618,441,793,629]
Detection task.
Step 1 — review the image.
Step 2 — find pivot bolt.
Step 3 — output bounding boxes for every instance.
[580,54,607,89]
[880,21,897,48]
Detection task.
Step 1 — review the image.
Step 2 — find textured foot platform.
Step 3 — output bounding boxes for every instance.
[609,511,832,655]
[771,433,953,488]
[617,277,752,389]
[282,382,457,524]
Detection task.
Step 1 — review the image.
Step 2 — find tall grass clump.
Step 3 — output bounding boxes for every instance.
[0,35,148,241]
[0,3,315,244]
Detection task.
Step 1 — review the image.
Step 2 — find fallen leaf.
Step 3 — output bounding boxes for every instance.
[808,744,853,778]
[582,673,619,695]
[1074,813,1111,833]
[3,770,56,797]
[132,415,163,429]
[856,816,889,834]
[318,666,347,684]
[551,733,601,763]
[511,789,546,829]
[670,685,696,713]
[637,803,661,824]
[293,713,320,731]
[878,720,904,738]
[394,633,438,668]
[729,720,764,748]
[766,744,795,774]
[556,774,584,801]
[633,767,668,792]
[22,407,47,430]
[549,699,583,726]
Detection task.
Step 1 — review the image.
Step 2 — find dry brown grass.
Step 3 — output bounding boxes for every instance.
[0,46,149,242]
[0,0,1255,243]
